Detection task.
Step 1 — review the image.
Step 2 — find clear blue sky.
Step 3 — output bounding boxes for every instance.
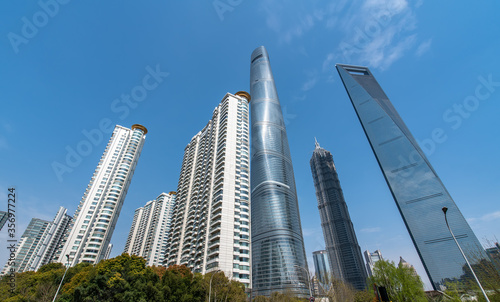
[1,1,499,290]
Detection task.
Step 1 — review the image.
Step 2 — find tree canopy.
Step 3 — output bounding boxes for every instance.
[0,253,246,302]
[369,259,427,302]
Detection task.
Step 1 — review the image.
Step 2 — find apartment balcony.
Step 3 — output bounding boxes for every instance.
[210,218,221,229]
[208,239,220,248]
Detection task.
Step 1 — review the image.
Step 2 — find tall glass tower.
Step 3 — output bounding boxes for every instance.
[1,207,72,274]
[336,64,488,289]
[310,141,367,290]
[312,250,330,284]
[250,46,309,298]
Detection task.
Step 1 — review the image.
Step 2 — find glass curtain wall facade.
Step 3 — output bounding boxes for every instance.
[310,142,367,290]
[0,211,7,230]
[1,218,50,274]
[250,46,309,298]
[336,64,489,289]
[58,124,147,266]
[1,207,72,274]
[312,250,330,284]
[164,92,251,288]
[124,192,176,266]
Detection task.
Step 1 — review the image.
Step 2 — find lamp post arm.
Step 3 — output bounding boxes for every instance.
[208,270,221,302]
[52,256,70,302]
[443,208,489,302]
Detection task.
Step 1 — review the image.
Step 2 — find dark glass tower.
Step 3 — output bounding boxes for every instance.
[312,250,330,284]
[310,141,367,290]
[250,46,309,298]
[336,64,489,290]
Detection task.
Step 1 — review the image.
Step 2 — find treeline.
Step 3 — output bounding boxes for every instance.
[0,253,246,302]
[3,254,497,302]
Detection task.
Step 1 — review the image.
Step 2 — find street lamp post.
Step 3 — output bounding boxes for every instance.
[294,265,312,298]
[52,255,70,302]
[208,270,222,302]
[442,207,490,302]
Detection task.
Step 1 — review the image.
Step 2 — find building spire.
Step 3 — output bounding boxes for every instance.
[315,137,320,149]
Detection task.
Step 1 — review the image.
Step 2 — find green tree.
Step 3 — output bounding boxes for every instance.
[267,291,303,302]
[323,278,356,302]
[252,296,269,302]
[0,263,66,302]
[442,243,500,301]
[0,255,249,302]
[369,259,426,302]
[59,262,93,298]
[354,289,376,302]
[463,259,500,300]
[161,264,206,302]
[59,253,162,302]
[315,272,363,302]
[203,271,246,302]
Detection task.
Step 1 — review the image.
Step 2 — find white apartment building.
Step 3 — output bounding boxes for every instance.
[1,207,72,274]
[124,192,177,266]
[58,124,147,266]
[165,92,251,288]
[364,249,383,277]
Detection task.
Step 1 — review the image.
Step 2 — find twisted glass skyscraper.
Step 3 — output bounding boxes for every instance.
[336,64,488,290]
[310,141,367,290]
[250,46,309,298]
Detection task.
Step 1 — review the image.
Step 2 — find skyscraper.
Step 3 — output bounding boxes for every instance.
[0,211,7,230]
[250,46,309,297]
[312,250,330,284]
[58,124,147,266]
[337,64,489,289]
[399,257,418,276]
[1,207,72,274]
[310,141,367,290]
[364,250,383,277]
[165,92,251,288]
[2,218,50,274]
[124,192,176,266]
[40,207,73,268]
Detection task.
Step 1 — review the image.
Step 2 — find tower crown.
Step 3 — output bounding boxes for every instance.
[235,91,251,102]
[132,124,148,134]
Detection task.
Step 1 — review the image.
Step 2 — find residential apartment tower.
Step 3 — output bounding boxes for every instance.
[58,124,147,266]
[124,192,176,266]
[165,92,251,288]
[1,207,72,274]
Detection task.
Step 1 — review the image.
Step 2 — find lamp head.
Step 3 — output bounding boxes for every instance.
[442,207,448,214]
